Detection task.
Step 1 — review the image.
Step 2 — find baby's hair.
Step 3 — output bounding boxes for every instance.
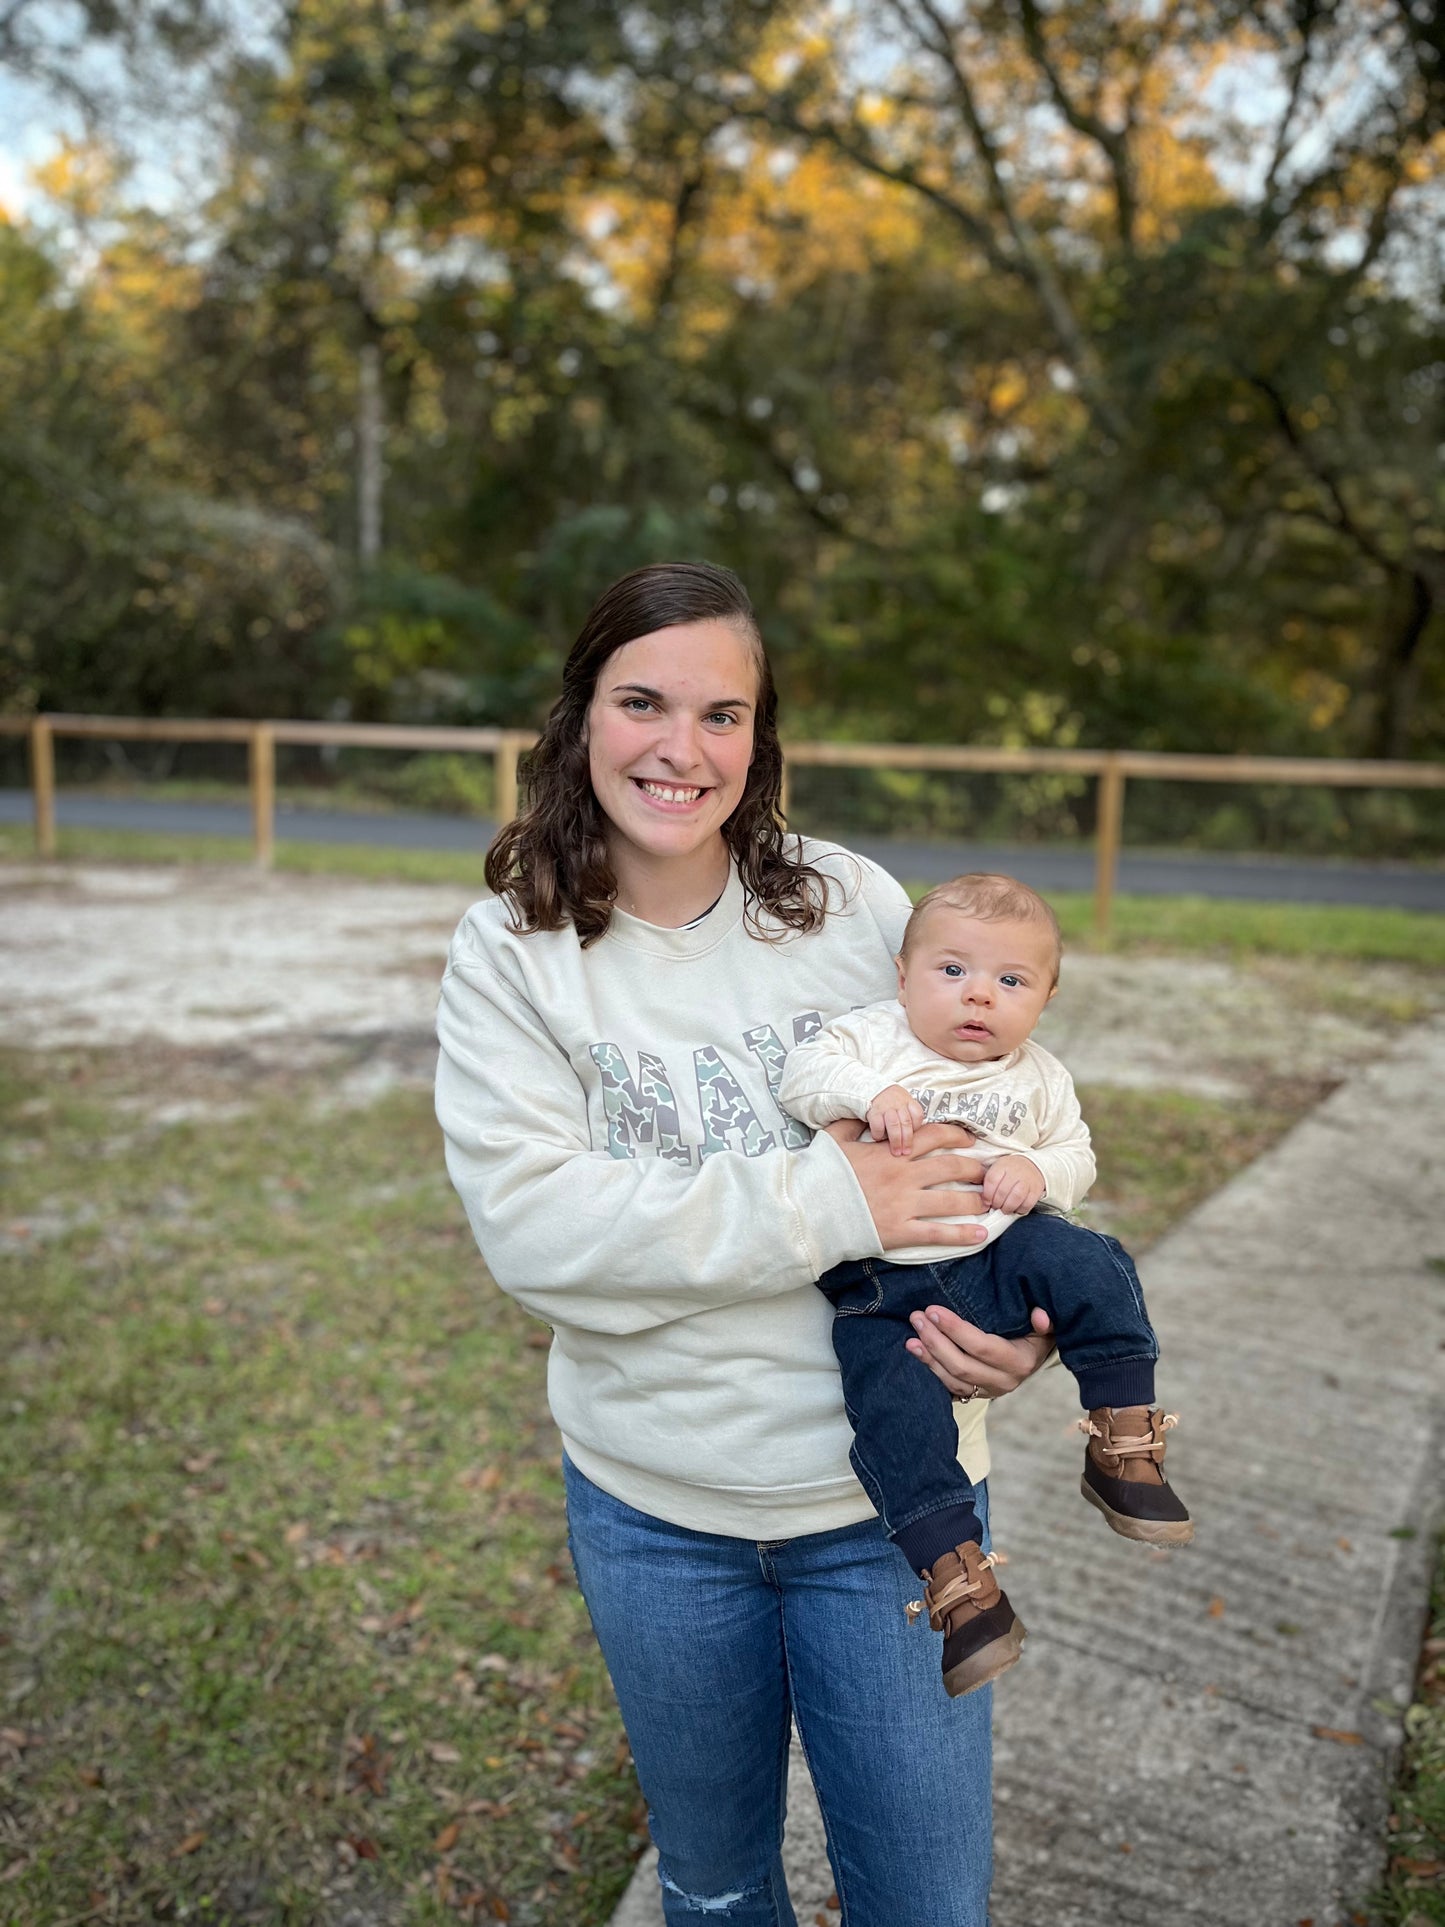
[899,873,1063,980]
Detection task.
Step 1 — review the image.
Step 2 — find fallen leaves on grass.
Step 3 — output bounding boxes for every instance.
[434,1821,461,1853]
[1207,1597,1226,1618]
[1311,1726,1364,1745]
[345,1732,392,1797]
[171,1831,206,1856]
[458,1466,503,1492]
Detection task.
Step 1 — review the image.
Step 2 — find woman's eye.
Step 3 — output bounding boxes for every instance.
[622,697,654,714]
[705,711,739,728]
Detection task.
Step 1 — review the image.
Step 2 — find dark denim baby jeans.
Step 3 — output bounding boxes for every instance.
[819,1210,1159,1573]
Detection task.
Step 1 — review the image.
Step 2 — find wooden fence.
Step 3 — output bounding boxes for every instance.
[3,711,1443,932]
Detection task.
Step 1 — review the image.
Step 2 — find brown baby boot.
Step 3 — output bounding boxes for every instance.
[1079,1406,1193,1546]
[908,1542,1026,1699]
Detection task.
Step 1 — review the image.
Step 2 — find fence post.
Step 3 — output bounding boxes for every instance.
[30,717,56,860]
[1094,754,1125,939]
[250,723,275,869]
[495,732,523,826]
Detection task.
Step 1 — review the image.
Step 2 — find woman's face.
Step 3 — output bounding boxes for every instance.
[586,619,759,873]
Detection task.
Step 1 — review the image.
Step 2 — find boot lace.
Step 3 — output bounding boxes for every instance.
[905,1551,1006,1627]
[1077,1412,1178,1458]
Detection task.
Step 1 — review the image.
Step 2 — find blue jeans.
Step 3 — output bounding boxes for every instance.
[821,1212,1158,1551]
[564,1455,994,1926]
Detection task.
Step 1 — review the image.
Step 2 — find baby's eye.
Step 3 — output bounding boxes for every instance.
[1000,974,1023,988]
[942,963,963,977]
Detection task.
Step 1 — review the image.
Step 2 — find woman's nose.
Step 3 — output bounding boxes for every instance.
[657,716,703,769]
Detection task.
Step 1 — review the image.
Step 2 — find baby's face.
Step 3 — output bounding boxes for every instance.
[896,910,1057,1064]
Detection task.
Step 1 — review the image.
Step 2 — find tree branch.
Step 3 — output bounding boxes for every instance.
[1014,0,1136,249]
[1260,1,1321,210]
[883,0,1128,439]
[1248,371,1399,580]
[651,159,706,327]
[736,96,1019,280]
[1389,0,1445,133]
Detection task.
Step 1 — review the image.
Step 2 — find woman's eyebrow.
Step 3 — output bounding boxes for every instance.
[612,682,753,710]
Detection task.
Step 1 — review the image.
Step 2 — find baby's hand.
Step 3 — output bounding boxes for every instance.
[866,1084,926,1157]
[981,1154,1046,1215]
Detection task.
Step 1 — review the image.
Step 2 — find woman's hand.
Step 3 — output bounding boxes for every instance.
[905,1303,1056,1401]
[829,1120,990,1252]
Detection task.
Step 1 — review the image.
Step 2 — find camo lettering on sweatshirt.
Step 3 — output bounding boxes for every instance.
[743,1024,811,1149]
[944,1088,1001,1134]
[916,1087,1030,1138]
[694,1047,776,1159]
[589,1044,693,1166]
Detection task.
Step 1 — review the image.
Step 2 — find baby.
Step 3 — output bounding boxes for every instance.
[778,872,1191,1700]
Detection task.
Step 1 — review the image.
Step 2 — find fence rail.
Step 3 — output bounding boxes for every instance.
[4,711,1443,932]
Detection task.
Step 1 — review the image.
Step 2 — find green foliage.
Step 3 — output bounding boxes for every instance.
[1367,1529,1445,1925]
[3,0,1441,832]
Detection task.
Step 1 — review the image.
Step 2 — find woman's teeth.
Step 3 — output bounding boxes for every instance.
[637,781,704,804]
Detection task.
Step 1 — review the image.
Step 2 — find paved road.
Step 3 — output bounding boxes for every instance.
[3,790,1445,910]
[612,1024,1445,1927]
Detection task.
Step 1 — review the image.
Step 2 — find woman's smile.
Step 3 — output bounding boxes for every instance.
[632,777,709,809]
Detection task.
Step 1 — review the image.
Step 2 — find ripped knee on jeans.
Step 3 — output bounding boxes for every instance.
[657,1859,772,1915]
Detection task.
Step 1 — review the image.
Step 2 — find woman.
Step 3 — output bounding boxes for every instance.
[435,562,1054,1926]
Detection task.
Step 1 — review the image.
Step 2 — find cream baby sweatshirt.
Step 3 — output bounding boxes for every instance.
[777,1000,1097,1265]
[435,841,991,1538]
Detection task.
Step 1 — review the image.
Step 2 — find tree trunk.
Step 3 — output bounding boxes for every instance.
[1373,569,1433,760]
[358,340,384,568]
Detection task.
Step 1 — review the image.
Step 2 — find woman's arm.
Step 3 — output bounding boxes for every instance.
[436,932,992,1337]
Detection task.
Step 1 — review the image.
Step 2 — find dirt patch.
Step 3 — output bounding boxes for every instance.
[2,861,1437,1111]
[1037,953,1428,1099]
[0,861,467,1053]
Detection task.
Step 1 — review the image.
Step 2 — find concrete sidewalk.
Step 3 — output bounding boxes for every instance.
[611,1023,1445,1926]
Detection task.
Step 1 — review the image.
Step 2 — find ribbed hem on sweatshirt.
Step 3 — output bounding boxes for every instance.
[559,1415,992,1542]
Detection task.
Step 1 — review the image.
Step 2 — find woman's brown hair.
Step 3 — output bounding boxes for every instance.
[484,561,832,946]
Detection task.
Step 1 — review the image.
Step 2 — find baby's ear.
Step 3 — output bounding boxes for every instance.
[894,953,907,1000]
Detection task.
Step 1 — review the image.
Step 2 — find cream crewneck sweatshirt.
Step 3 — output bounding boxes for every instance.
[435,840,991,1538]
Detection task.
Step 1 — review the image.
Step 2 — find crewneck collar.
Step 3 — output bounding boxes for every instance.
[603,860,747,959]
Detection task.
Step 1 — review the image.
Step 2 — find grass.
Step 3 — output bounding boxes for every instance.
[1370,1532,1445,1925]
[0,824,490,891]
[0,1054,641,1927]
[1073,1084,1313,1250]
[0,1038,1321,1925]
[5,824,1445,966]
[1048,891,1445,968]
